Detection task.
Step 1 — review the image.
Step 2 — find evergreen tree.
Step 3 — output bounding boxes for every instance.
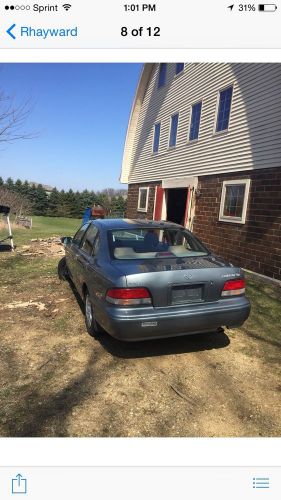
[64,189,79,218]
[56,190,67,217]
[47,187,60,216]
[111,195,127,216]
[0,175,128,219]
[14,179,23,194]
[32,184,49,215]
[5,177,14,190]
[21,180,31,198]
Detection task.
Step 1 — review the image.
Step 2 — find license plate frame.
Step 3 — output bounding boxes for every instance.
[171,284,204,305]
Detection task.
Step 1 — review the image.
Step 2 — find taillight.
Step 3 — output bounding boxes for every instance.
[106,288,152,306]
[221,279,245,297]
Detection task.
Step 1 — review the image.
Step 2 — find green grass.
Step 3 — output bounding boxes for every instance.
[242,273,281,349]
[2,216,81,247]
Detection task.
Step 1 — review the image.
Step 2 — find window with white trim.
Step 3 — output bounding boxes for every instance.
[216,85,233,132]
[219,179,250,224]
[137,187,149,212]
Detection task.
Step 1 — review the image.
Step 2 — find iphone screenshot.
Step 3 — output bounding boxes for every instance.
[0,1,280,498]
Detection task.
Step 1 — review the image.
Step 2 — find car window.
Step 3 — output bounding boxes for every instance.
[92,234,100,257]
[109,228,209,260]
[80,224,98,255]
[72,224,89,246]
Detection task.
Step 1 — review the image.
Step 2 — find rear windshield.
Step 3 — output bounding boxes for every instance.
[109,228,209,260]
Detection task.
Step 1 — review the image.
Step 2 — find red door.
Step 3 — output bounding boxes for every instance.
[183,188,191,227]
[153,186,164,220]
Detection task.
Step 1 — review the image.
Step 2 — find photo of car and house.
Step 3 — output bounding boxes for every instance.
[0,63,280,437]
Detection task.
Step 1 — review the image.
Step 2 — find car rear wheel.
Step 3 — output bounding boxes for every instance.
[84,290,103,337]
[57,257,69,281]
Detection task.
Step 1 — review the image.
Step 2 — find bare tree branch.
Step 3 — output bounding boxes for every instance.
[0,187,32,216]
[0,91,36,144]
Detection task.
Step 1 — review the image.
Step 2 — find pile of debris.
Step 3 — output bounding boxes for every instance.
[19,237,65,257]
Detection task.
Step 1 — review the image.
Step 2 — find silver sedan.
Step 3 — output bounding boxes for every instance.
[59,219,250,341]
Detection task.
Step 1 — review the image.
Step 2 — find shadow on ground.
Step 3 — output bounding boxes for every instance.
[96,329,230,359]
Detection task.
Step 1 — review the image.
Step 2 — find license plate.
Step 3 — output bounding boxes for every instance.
[171,285,203,305]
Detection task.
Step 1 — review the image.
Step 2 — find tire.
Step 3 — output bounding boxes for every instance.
[84,289,103,337]
[58,257,69,281]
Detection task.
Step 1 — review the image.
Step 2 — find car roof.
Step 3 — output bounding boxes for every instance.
[91,218,183,230]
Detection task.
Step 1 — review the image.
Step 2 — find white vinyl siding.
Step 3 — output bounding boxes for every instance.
[125,63,281,184]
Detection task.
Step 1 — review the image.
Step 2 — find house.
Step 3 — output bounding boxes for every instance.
[28,182,54,197]
[120,63,281,281]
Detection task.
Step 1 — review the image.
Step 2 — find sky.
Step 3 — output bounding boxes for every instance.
[0,63,142,191]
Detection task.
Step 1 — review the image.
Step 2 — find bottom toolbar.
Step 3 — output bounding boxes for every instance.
[0,466,280,499]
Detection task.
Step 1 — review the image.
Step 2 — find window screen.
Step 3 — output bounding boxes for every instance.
[138,188,149,211]
[223,184,246,218]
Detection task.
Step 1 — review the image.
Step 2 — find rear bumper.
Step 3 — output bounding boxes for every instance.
[100,296,251,341]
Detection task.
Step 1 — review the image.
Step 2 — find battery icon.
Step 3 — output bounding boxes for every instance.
[258,4,278,10]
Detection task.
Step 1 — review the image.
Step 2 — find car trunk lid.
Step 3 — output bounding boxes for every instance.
[111,256,243,307]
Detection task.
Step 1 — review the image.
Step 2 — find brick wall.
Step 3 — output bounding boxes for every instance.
[126,181,160,220]
[193,167,281,280]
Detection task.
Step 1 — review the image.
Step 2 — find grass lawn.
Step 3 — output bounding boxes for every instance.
[1,215,82,247]
[241,273,281,353]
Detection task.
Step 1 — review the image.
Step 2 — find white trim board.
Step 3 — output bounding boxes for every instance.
[162,177,198,189]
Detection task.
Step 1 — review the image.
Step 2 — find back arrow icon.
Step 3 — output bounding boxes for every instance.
[7,23,16,39]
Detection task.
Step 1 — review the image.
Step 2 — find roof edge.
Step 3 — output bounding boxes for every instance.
[120,64,155,184]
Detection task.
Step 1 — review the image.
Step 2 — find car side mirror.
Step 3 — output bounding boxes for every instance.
[61,236,73,245]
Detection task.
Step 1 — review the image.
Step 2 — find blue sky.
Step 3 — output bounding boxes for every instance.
[0,63,142,191]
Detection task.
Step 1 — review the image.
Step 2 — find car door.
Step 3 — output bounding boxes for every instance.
[65,223,89,285]
[74,224,99,296]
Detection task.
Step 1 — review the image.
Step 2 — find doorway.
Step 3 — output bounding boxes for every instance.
[166,188,188,225]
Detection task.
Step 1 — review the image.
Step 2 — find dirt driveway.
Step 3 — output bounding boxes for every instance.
[0,242,280,437]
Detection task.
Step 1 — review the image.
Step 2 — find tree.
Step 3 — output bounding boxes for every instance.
[0,175,129,219]
[110,196,127,217]
[21,180,31,198]
[5,177,14,190]
[0,91,33,144]
[0,187,31,216]
[32,184,49,215]
[14,179,23,194]
[47,187,60,216]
